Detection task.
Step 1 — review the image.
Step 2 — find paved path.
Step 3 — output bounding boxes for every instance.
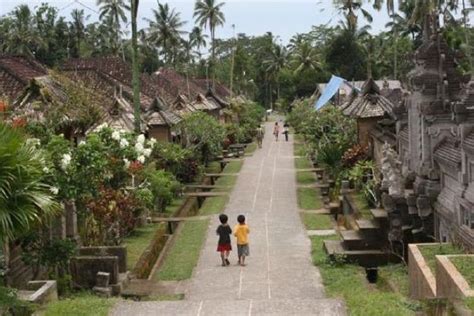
[112,121,346,315]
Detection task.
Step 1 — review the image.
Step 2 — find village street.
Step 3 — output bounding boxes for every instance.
[111,121,346,315]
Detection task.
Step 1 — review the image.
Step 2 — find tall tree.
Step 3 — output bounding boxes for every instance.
[97,0,130,57]
[131,0,141,133]
[146,2,186,65]
[332,0,373,31]
[69,9,88,58]
[263,44,288,101]
[194,0,226,87]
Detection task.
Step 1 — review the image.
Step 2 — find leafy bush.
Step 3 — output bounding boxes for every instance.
[342,144,368,168]
[149,170,182,213]
[0,286,34,316]
[85,188,140,245]
[179,112,225,165]
[152,142,200,183]
[349,160,379,207]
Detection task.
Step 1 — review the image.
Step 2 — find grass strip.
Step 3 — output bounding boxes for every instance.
[155,219,209,281]
[297,187,323,210]
[44,293,118,316]
[295,157,312,169]
[294,143,306,156]
[450,256,474,287]
[302,213,333,230]
[378,264,410,297]
[310,235,421,316]
[353,192,371,219]
[418,243,462,273]
[245,142,257,155]
[296,171,316,185]
[123,223,165,270]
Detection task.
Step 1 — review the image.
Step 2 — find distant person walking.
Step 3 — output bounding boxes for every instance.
[273,122,280,141]
[234,214,250,266]
[283,122,289,142]
[256,125,264,148]
[216,214,232,266]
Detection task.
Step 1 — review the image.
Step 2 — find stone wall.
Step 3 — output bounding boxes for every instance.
[357,118,378,148]
[132,223,168,279]
[78,246,127,273]
[436,255,474,299]
[408,243,437,299]
[70,256,119,289]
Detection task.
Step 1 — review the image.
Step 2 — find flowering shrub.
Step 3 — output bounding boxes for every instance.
[342,144,368,168]
[85,188,140,245]
[152,142,200,183]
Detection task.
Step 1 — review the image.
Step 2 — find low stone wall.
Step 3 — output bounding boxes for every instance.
[132,223,168,279]
[436,254,474,300]
[408,243,437,299]
[18,280,58,305]
[78,246,127,273]
[70,256,119,289]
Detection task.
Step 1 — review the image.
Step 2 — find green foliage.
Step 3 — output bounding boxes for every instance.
[149,170,182,212]
[418,243,463,274]
[123,223,165,270]
[155,219,209,281]
[450,256,474,287]
[179,111,225,165]
[43,292,118,316]
[297,188,323,210]
[0,123,60,242]
[0,286,35,316]
[349,160,379,206]
[152,141,200,183]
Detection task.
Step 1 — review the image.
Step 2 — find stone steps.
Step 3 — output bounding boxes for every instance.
[112,298,347,316]
[323,240,391,267]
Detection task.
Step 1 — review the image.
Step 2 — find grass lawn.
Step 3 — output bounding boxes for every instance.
[155,219,209,281]
[123,223,165,271]
[222,160,243,174]
[353,192,371,219]
[294,134,304,142]
[165,196,185,215]
[244,142,257,155]
[296,171,316,185]
[450,256,474,287]
[294,143,306,156]
[297,187,323,210]
[43,293,119,316]
[302,213,333,230]
[310,235,421,316]
[295,157,312,169]
[418,243,462,273]
[378,264,410,297]
[465,298,474,311]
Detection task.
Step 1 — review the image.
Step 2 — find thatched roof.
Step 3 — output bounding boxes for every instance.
[341,78,396,119]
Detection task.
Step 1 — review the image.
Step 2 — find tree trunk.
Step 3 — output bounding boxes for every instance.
[211,26,216,89]
[131,0,141,133]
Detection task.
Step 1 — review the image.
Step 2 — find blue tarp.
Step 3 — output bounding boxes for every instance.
[314,75,344,109]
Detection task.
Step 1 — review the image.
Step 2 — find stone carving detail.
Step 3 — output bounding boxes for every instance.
[381,142,404,196]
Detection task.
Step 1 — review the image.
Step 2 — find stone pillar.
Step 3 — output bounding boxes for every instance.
[64,200,79,241]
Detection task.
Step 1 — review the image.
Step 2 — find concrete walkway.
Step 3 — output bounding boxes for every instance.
[112,121,346,315]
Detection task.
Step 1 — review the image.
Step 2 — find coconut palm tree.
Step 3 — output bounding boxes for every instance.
[332,0,373,31]
[291,41,321,75]
[189,26,208,55]
[69,9,88,58]
[0,123,59,243]
[146,2,187,65]
[263,44,288,100]
[131,0,140,132]
[0,5,43,57]
[193,0,226,86]
[97,0,130,57]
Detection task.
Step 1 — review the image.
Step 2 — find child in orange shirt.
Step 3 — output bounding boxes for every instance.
[234,214,250,266]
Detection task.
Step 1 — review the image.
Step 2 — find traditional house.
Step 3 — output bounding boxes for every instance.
[191,93,221,120]
[61,57,180,141]
[340,78,397,154]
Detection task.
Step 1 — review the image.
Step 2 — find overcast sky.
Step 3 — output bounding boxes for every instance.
[1,0,473,44]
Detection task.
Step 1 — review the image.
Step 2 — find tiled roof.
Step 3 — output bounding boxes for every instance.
[0,56,48,100]
[341,79,395,119]
[193,79,231,100]
[191,93,220,111]
[152,68,206,102]
[434,138,462,168]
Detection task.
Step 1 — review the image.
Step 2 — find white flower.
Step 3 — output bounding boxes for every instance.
[111,130,121,141]
[123,158,130,169]
[27,138,41,147]
[78,140,86,146]
[148,138,157,146]
[95,122,109,132]
[50,187,59,195]
[135,142,144,154]
[43,167,50,173]
[137,134,146,145]
[143,148,152,158]
[120,138,129,148]
[137,155,146,164]
[60,153,72,171]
